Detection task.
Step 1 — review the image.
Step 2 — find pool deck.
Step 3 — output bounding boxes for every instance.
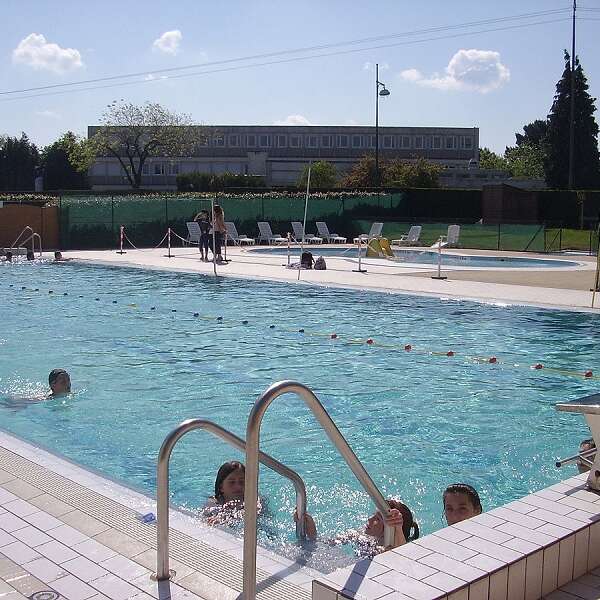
[59,245,599,312]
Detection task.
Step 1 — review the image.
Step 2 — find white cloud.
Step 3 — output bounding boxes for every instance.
[153,30,182,55]
[144,73,167,81]
[400,49,510,93]
[363,61,389,72]
[35,109,60,119]
[273,114,313,126]
[12,33,83,74]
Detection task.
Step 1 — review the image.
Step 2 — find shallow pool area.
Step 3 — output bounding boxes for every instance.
[1,259,598,560]
[250,246,581,268]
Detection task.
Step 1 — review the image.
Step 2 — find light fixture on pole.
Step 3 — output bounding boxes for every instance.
[375,63,390,188]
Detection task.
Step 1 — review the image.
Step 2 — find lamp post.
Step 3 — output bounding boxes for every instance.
[375,63,390,188]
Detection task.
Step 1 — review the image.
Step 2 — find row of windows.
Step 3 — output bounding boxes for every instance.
[199,133,474,151]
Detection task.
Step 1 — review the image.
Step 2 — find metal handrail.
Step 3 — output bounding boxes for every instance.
[243,381,393,600]
[154,418,307,581]
[11,226,33,248]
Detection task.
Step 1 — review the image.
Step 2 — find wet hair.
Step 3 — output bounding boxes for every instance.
[443,483,482,513]
[388,499,419,541]
[48,369,68,386]
[214,461,245,502]
[54,251,63,260]
[213,205,224,217]
[301,251,314,268]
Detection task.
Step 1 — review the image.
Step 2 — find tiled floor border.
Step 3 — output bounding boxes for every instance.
[0,430,312,600]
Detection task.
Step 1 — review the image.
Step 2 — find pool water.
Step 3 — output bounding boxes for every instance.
[0,260,598,558]
[251,247,579,268]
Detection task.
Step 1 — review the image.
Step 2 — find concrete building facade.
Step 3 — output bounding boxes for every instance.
[88,124,481,189]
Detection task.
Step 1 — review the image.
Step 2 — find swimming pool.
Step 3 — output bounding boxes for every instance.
[250,247,580,268]
[0,260,598,560]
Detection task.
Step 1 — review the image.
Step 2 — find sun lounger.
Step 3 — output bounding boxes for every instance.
[225,222,255,245]
[431,224,461,249]
[316,222,346,243]
[392,225,422,246]
[291,222,322,244]
[353,222,383,244]
[186,222,202,245]
[257,222,287,245]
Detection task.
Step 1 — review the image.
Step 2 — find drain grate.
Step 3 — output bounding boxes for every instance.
[30,591,60,600]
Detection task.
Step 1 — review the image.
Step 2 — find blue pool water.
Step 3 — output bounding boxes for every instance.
[0,260,598,554]
[251,247,579,268]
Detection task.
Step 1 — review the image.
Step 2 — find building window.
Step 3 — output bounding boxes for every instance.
[401,136,411,149]
[247,134,256,148]
[142,163,150,175]
[445,136,457,150]
[214,135,225,147]
[259,135,270,148]
[461,136,473,149]
[289,135,301,148]
[321,135,333,148]
[229,134,239,147]
[306,135,318,148]
[415,136,423,149]
[337,134,349,148]
[433,136,442,149]
[153,163,166,175]
[352,135,362,148]
[276,134,287,147]
[168,163,179,175]
[383,135,394,149]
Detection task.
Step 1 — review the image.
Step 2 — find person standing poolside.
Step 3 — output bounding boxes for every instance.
[194,210,211,262]
[47,369,71,398]
[212,205,226,263]
[443,483,482,526]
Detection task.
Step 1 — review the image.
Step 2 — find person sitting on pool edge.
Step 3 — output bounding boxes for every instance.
[297,499,419,557]
[47,369,71,398]
[443,483,482,525]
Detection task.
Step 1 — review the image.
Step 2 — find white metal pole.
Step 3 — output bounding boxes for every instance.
[431,236,447,280]
[592,249,600,308]
[167,228,171,258]
[287,232,291,266]
[298,163,311,281]
[117,225,126,254]
[211,198,217,277]
[352,236,367,273]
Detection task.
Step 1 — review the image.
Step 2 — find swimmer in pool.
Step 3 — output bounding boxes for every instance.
[443,483,482,526]
[298,499,419,558]
[47,369,71,398]
[54,251,73,262]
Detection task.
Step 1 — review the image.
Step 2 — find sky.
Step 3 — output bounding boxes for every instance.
[1,0,599,153]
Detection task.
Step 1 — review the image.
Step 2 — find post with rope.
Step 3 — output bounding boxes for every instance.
[298,162,311,282]
[287,232,291,266]
[592,222,600,308]
[117,225,126,254]
[164,228,172,258]
[211,197,217,277]
[352,237,367,273]
[431,236,447,280]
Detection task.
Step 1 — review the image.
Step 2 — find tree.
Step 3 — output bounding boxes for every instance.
[478,147,509,171]
[41,132,89,190]
[0,133,39,191]
[298,160,337,188]
[544,51,600,189]
[340,155,378,187]
[85,101,200,189]
[385,157,441,188]
[504,143,545,179]
[515,120,548,147]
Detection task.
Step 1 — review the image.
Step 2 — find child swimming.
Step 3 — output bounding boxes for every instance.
[443,483,482,526]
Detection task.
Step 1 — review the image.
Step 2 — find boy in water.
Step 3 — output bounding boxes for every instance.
[48,369,71,397]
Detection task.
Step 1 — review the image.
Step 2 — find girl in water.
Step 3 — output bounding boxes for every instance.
[442,483,482,526]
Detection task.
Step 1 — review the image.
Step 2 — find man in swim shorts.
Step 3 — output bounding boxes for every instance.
[48,369,71,397]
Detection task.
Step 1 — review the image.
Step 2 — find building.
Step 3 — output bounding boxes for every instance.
[88,124,480,189]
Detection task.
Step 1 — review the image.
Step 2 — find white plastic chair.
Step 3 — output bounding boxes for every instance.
[291,222,322,244]
[392,225,422,246]
[257,222,287,245]
[225,222,255,245]
[316,222,346,243]
[431,225,461,249]
[353,222,384,244]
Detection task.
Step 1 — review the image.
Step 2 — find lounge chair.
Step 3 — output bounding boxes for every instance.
[392,225,422,246]
[316,222,346,244]
[431,224,461,249]
[353,222,384,244]
[291,222,322,244]
[257,222,287,245]
[186,222,202,245]
[225,222,255,245]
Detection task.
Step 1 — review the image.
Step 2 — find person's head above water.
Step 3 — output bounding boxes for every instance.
[364,499,419,542]
[214,461,245,504]
[443,483,482,525]
[48,369,71,396]
[54,251,63,260]
[26,251,35,261]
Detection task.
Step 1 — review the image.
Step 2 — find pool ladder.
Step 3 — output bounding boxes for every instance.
[9,226,43,257]
[154,380,394,600]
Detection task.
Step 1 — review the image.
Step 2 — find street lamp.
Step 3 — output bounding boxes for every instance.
[375,63,390,188]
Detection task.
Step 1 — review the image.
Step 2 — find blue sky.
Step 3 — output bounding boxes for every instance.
[1,0,599,152]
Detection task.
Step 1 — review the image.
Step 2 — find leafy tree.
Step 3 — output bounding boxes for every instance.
[41,132,89,190]
[340,155,378,187]
[515,120,548,147]
[298,160,337,188]
[504,143,545,179]
[84,101,200,189]
[544,51,600,189]
[478,147,509,171]
[385,157,441,188]
[0,133,39,191]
